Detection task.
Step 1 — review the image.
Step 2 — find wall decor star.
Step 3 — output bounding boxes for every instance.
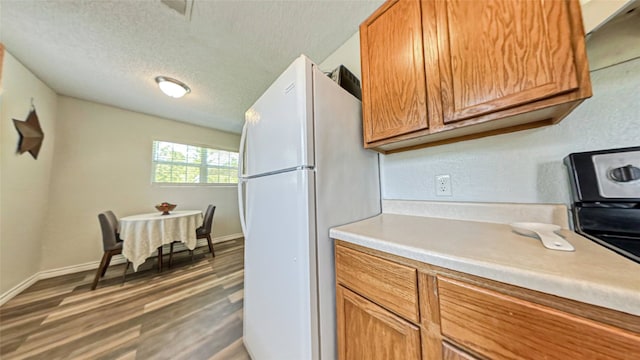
[13,108,44,159]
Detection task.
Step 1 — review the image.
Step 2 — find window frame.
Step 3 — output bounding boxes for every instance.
[151,140,239,187]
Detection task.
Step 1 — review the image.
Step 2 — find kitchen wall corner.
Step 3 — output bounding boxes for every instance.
[0,50,58,295]
[40,96,242,270]
[1,50,244,297]
[320,31,640,206]
[379,56,640,204]
[319,32,362,79]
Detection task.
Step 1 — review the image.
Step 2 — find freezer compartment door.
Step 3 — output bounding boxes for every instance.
[243,55,314,177]
[243,169,318,360]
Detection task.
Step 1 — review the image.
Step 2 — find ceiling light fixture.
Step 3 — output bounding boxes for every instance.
[155,76,191,98]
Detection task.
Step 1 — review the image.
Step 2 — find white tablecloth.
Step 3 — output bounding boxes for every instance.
[120,210,203,271]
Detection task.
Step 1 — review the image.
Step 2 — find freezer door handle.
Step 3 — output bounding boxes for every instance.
[238,179,248,236]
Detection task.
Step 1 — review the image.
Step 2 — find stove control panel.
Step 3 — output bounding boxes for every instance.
[565,146,640,203]
[593,151,640,198]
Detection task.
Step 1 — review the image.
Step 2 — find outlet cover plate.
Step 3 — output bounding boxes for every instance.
[436,174,452,196]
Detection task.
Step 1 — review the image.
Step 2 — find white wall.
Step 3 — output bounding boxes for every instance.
[321,26,640,206]
[319,32,362,78]
[41,96,242,270]
[0,50,58,294]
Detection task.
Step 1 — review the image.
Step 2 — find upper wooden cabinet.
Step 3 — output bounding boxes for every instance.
[436,0,580,123]
[360,0,592,153]
[360,0,429,143]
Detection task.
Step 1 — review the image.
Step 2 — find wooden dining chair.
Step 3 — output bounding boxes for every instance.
[103,210,122,241]
[92,211,127,290]
[197,204,217,257]
[168,205,216,267]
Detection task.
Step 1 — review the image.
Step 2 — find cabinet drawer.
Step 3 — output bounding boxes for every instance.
[438,277,640,360]
[335,245,419,322]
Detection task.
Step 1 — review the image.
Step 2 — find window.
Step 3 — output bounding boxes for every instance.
[152,140,239,185]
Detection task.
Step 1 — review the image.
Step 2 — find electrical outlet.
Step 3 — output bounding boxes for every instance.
[436,174,452,196]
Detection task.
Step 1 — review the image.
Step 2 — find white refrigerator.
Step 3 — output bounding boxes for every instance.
[238,55,381,360]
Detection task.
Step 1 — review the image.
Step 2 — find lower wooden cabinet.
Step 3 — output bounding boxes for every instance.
[335,242,640,360]
[336,285,421,360]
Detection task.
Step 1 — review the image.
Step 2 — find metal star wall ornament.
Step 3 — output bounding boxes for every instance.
[13,108,44,159]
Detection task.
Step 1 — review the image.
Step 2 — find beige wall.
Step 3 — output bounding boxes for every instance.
[1,51,58,294]
[1,49,242,296]
[41,96,241,270]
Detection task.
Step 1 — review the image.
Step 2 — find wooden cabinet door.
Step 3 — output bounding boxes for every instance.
[360,0,428,143]
[435,0,580,124]
[336,285,421,360]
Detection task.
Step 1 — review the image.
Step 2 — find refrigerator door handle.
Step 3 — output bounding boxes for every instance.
[238,121,248,237]
[238,179,248,236]
[239,121,248,179]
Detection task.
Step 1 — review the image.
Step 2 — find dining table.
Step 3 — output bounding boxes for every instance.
[119,209,203,271]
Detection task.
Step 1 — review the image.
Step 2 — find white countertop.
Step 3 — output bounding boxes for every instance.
[330,212,640,316]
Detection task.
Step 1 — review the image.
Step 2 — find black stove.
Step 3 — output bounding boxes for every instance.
[565,146,640,263]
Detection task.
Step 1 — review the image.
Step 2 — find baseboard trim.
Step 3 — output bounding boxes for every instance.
[164,232,243,253]
[213,233,243,244]
[0,233,243,306]
[0,273,40,306]
[37,257,128,280]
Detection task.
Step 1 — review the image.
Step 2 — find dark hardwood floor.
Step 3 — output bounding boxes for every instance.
[0,239,249,360]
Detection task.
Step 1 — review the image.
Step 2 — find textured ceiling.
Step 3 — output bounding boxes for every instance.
[1,0,384,133]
